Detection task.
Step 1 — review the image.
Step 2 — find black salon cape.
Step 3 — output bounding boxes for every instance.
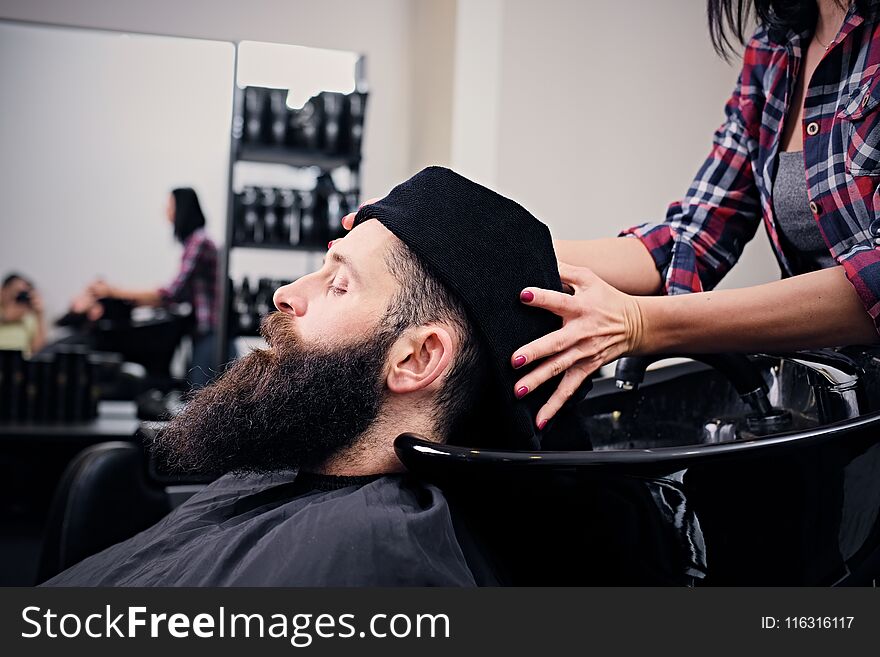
[42,470,478,586]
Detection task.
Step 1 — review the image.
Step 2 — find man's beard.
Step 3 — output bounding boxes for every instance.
[149,312,394,476]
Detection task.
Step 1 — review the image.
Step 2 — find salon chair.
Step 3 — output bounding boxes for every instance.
[35,441,171,583]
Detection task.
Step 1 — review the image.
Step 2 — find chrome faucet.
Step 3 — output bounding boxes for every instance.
[761,350,863,423]
[614,350,864,428]
[614,353,774,416]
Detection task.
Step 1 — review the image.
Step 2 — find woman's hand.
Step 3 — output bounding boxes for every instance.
[87,279,114,300]
[28,289,44,317]
[512,262,646,428]
[341,198,382,231]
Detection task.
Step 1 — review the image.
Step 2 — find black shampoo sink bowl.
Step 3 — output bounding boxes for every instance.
[395,347,880,586]
[579,360,818,450]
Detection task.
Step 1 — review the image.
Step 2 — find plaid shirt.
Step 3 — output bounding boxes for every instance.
[158,228,218,335]
[622,2,880,333]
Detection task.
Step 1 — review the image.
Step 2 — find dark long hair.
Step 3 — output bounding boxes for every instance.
[171,187,206,243]
[707,0,860,60]
[2,272,29,289]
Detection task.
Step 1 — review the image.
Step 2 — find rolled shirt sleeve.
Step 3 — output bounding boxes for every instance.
[620,71,763,295]
[838,241,880,330]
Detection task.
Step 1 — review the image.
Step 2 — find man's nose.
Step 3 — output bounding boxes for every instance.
[273,280,306,316]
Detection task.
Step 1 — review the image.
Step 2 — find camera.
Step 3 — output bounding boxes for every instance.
[15,290,31,306]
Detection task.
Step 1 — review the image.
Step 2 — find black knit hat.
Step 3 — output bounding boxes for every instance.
[353,166,562,448]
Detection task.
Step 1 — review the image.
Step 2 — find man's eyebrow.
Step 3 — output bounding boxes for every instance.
[327,251,362,283]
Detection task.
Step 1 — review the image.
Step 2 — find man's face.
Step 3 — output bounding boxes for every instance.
[149,220,407,475]
[272,219,401,348]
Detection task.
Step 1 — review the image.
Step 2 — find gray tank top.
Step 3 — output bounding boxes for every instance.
[772,150,836,273]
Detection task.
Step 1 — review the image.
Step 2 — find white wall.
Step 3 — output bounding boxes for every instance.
[0,23,233,324]
[0,0,779,298]
[409,0,457,172]
[453,0,778,289]
[449,0,503,187]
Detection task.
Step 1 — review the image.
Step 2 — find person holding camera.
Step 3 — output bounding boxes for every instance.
[0,273,46,356]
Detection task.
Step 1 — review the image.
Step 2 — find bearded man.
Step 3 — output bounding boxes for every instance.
[42,167,563,586]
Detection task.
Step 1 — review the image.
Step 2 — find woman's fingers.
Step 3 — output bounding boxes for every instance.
[520,286,577,317]
[341,197,382,231]
[513,342,594,399]
[509,261,638,425]
[514,284,589,367]
[535,363,596,428]
[511,325,581,370]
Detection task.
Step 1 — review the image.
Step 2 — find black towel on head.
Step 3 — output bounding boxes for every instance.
[353,166,562,448]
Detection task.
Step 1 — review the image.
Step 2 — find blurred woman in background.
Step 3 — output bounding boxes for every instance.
[90,187,219,387]
[0,273,46,356]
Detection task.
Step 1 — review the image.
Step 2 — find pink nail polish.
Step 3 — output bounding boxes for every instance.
[516,386,529,399]
[520,290,534,303]
[513,355,527,368]
[327,241,334,249]
[537,419,548,430]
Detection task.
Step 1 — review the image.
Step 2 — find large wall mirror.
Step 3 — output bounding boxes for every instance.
[0,20,365,388]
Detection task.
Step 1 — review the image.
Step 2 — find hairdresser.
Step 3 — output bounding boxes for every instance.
[89,187,219,387]
[344,0,880,429]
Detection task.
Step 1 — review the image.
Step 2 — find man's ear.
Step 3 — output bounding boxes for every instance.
[386,324,456,394]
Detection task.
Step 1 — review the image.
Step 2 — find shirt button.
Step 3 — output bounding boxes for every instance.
[806,122,820,136]
[809,201,820,214]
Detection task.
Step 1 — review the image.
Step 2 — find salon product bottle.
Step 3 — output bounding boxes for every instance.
[312,197,327,247]
[278,189,298,246]
[5,349,25,422]
[297,97,321,152]
[23,358,40,423]
[284,105,300,148]
[255,279,273,324]
[55,350,74,422]
[232,191,244,244]
[268,89,288,145]
[322,92,344,154]
[87,356,101,419]
[252,192,266,245]
[346,92,367,157]
[313,174,335,245]
[243,87,268,143]
[236,278,255,336]
[326,191,344,242]
[299,190,316,246]
[38,353,56,422]
[233,189,258,245]
[260,187,279,244]
[70,348,90,422]
[0,350,10,421]
[241,187,259,245]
